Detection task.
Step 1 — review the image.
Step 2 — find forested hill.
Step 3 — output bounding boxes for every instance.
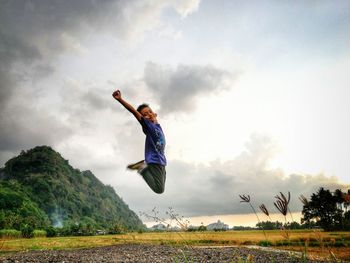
[0,146,144,232]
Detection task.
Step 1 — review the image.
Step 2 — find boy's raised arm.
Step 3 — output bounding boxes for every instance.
[112,90,142,121]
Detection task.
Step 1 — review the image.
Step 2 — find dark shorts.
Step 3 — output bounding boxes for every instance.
[139,163,166,194]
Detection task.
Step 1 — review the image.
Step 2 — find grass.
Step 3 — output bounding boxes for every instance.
[1,230,349,260]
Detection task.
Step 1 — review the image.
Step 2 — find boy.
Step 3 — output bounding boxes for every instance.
[112,90,166,194]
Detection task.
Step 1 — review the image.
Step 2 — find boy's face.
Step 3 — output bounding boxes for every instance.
[140,106,158,123]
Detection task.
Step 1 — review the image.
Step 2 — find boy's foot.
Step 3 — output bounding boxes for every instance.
[127,160,146,171]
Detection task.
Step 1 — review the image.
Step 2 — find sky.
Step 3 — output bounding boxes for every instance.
[1,0,350,227]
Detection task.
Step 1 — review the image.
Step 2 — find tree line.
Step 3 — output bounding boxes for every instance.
[300,187,350,231]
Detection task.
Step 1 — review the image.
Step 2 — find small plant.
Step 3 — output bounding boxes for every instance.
[231,251,254,263]
[274,192,291,241]
[329,250,339,263]
[140,207,168,229]
[258,240,272,247]
[141,207,200,260]
[140,207,192,232]
[300,243,309,263]
[173,249,194,263]
[259,204,273,222]
[274,192,290,219]
[239,194,268,240]
[299,194,308,206]
[166,207,190,231]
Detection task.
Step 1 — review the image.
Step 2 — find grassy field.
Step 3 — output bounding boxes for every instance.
[1,230,349,260]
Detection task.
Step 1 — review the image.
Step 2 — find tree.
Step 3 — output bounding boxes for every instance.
[256,221,282,230]
[301,187,344,231]
[198,225,207,231]
[287,221,302,229]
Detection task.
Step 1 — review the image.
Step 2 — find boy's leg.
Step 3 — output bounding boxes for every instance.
[139,164,166,194]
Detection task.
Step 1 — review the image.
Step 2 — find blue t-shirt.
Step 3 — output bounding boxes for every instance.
[140,118,167,166]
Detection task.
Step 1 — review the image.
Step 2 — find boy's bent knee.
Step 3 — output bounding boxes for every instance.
[154,187,164,194]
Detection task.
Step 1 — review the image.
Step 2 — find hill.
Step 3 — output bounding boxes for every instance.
[0,146,144,232]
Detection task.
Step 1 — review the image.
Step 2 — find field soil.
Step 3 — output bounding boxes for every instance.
[0,243,331,263]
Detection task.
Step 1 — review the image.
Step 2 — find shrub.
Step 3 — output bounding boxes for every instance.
[334,240,347,247]
[259,240,272,247]
[213,228,227,232]
[108,222,125,234]
[33,229,47,237]
[46,226,58,237]
[21,224,34,238]
[0,229,21,238]
[198,225,207,231]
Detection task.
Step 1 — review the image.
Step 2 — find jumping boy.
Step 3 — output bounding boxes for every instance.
[112,90,166,194]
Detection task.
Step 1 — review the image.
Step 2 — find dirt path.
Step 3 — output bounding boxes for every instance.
[0,243,328,262]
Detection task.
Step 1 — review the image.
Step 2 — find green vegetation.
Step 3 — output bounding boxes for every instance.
[301,187,350,231]
[239,189,350,234]
[255,220,314,230]
[0,229,21,238]
[1,230,349,252]
[0,146,145,236]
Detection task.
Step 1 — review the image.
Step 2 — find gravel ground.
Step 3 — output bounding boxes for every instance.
[0,244,330,263]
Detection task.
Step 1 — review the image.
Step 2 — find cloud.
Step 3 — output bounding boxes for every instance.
[144,62,240,114]
[2,0,348,223]
[0,0,201,164]
[0,105,72,153]
[112,0,200,41]
[117,133,349,217]
[171,0,200,17]
[0,0,200,64]
[0,1,118,160]
[0,69,15,111]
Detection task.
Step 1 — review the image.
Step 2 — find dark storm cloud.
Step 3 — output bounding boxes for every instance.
[0,69,14,110]
[0,106,72,152]
[0,31,41,65]
[0,0,123,161]
[0,0,198,134]
[0,0,201,167]
[0,0,117,41]
[144,62,240,114]
[0,0,109,96]
[0,0,120,86]
[0,0,198,68]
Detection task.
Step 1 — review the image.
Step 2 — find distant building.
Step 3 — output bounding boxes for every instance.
[207,220,229,231]
[96,229,106,235]
[171,226,181,231]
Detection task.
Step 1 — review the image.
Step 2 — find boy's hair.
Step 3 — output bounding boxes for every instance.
[137,103,149,113]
